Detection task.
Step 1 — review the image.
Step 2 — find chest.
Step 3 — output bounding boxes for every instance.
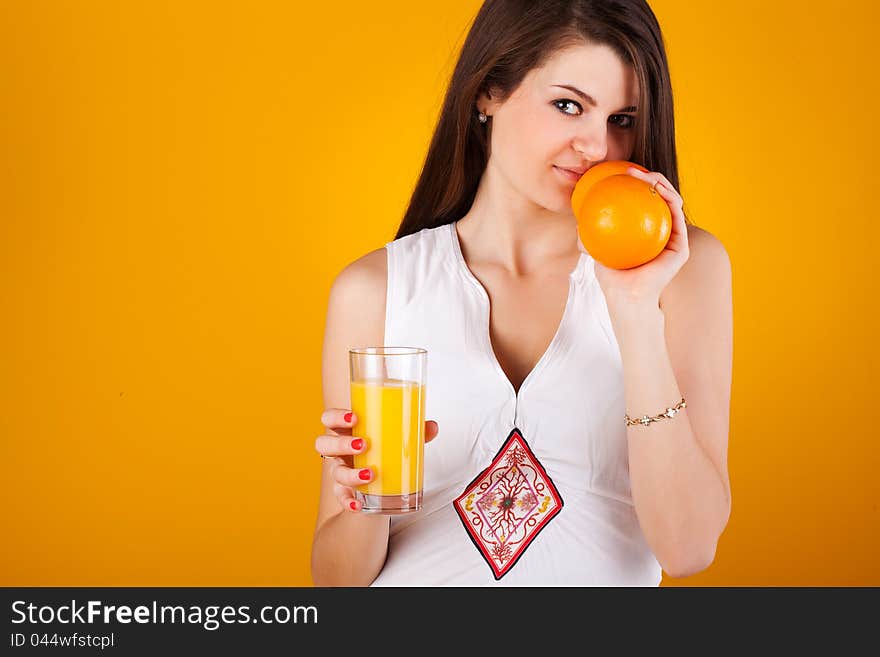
[472,269,573,394]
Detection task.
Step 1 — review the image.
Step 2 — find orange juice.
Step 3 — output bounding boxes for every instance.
[350,378,425,509]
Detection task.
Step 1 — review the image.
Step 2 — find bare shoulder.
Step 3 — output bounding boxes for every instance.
[345,246,388,275]
[661,224,731,310]
[685,224,730,269]
[322,246,388,407]
[325,246,388,352]
[331,247,388,306]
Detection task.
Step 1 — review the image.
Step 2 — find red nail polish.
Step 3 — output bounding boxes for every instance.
[344,412,353,423]
[358,468,371,481]
[349,501,358,511]
[351,438,364,451]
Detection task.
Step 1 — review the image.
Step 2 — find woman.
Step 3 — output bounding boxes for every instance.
[311,0,732,586]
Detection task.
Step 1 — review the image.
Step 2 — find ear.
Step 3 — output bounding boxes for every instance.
[476,85,504,117]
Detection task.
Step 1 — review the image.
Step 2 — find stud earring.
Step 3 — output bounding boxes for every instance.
[478,111,488,123]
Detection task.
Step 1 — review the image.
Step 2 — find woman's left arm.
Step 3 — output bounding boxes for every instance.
[595,169,733,579]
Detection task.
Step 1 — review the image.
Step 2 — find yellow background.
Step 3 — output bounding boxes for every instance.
[2,0,877,586]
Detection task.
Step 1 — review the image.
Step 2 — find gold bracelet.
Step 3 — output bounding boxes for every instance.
[625,397,686,427]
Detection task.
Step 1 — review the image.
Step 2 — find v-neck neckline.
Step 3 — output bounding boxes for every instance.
[448,220,587,401]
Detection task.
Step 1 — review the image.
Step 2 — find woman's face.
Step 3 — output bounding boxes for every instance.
[480,42,640,216]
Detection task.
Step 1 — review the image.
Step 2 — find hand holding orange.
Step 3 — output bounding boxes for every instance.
[571,160,672,270]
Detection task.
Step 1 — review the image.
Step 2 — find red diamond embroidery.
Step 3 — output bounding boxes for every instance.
[453,427,563,579]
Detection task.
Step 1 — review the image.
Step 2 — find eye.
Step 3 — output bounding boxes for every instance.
[553,99,582,115]
[610,114,636,130]
[552,99,636,130]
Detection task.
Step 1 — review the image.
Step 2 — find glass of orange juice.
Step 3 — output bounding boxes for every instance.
[349,347,426,514]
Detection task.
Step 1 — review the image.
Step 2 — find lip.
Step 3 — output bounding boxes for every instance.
[554,166,584,183]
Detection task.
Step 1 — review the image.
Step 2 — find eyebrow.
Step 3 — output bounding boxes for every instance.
[551,85,637,113]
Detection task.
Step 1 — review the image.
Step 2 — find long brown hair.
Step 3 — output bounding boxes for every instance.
[395,0,691,240]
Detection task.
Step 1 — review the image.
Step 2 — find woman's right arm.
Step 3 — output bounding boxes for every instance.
[310,247,392,587]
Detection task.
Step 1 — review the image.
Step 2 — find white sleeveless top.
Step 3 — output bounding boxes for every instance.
[370,220,662,586]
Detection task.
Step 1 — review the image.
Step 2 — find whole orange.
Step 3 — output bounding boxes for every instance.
[570,160,649,219]
[576,173,672,270]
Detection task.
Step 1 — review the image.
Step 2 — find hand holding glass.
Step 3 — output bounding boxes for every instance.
[349,347,427,514]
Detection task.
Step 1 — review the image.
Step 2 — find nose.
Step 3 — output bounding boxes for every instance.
[571,120,610,163]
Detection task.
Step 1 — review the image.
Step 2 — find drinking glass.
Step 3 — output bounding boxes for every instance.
[349,347,427,514]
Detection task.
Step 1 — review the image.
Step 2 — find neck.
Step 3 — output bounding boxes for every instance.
[456,170,581,278]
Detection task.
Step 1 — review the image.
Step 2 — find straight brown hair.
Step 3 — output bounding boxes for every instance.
[395,0,692,241]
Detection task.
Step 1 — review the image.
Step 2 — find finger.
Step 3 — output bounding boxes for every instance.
[626,169,686,253]
[334,464,374,488]
[425,420,439,443]
[626,166,666,186]
[627,166,651,179]
[334,485,361,513]
[654,173,677,193]
[652,177,682,204]
[648,179,684,215]
[653,181,683,208]
[673,208,690,256]
[627,168,681,200]
[315,434,367,458]
[661,202,689,256]
[627,168,666,196]
[320,408,357,433]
